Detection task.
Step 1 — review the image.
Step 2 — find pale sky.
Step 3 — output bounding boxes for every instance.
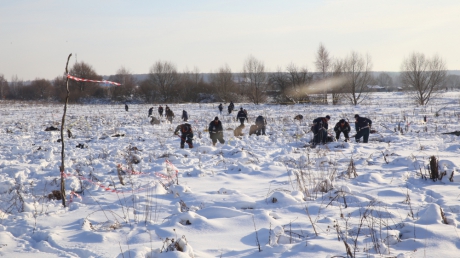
[1,0,459,81]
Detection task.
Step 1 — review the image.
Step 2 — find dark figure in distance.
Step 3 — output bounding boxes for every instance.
[148,107,153,117]
[311,115,330,145]
[228,101,234,114]
[218,103,223,115]
[165,107,174,123]
[334,119,351,142]
[158,105,164,117]
[182,110,188,122]
[255,115,267,136]
[125,104,128,112]
[236,107,248,126]
[174,122,193,149]
[354,114,372,143]
[209,116,225,146]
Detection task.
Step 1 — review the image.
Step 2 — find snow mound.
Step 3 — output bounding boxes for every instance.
[417,203,445,224]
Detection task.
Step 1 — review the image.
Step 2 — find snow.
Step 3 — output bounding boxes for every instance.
[1,92,460,257]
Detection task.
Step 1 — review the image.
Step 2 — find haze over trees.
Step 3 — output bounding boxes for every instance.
[0,48,453,105]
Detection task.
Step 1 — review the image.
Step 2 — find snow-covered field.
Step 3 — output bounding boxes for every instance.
[1,92,460,258]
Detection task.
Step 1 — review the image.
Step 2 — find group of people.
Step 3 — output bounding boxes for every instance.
[311,114,372,145]
[148,103,373,149]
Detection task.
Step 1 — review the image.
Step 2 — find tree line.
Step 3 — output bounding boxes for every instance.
[0,44,458,105]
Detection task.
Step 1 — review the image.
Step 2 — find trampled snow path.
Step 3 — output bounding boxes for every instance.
[1,92,460,257]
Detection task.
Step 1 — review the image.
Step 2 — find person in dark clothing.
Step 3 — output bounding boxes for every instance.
[182,110,189,122]
[174,123,193,148]
[148,107,153,117]
[236,108,248,125]
[158,105,164,117]
[334,119,351,142]
[208,116,225,146]
[228,102,234,114]
[125,104,129,111]
[354,114,372,143]
[165,108,174,123]
[311,115,331,145]
[255,115,267,136]
[218,103,223,114]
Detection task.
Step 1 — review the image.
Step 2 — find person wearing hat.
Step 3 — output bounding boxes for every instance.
[236,107,248,126]
[311,115,331,145]
[334,119,351,142]
[208,116,225,146]
[354,114,372,143]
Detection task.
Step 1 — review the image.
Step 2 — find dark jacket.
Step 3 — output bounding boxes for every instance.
[255,116,267,127]
[182,111,188,121]
[334,120,351,133]
[174,123,193,135]
[158,106,164,113]
[313,117,329,130]
[237,110,247,119]
[208,120,223,133]
[355,117,372,131]
[218,104,223,111]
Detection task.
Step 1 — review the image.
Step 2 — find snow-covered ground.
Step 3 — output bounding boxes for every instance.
[1,92,460,258]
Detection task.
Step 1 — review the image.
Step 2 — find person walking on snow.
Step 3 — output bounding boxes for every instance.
[311,115,330,145]
[334,119,350,142]
[236,107,248,126]
[148,107,153,117]
[208,116,225,146]
[158,105,164,117]
[174,122,193,149]
[218,103,223,115]
[228,101,234,114]
[125,104,129,112]
[182,110,189,122]
[354,114,372,143]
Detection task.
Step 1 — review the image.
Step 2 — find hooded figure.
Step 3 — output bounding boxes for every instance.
[158,105,164,117]
[208,116,225,146]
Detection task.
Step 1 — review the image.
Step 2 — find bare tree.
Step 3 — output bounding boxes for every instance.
[147,61,180,102]
[181,66,205,102]
[28,79,54,100]
[210,64,237,102]
[330,58,345,105]
[8,75,23,99]
[376,72,394,87]
[68,61,104,102]
[243,55,267,104]
[342,51,373,105]
[401,53,447,105]
[268,67,290,103]
[286,63,311,103]
[314,43,331,103]
[0,74,8,99]
[108,67,137,101]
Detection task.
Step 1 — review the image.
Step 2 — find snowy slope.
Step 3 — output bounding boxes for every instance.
[1,92,460,258]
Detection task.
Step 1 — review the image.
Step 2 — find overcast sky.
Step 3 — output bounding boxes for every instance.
[1,0,459,81]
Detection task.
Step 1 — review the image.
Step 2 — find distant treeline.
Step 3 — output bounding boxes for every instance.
[1,51,459,105]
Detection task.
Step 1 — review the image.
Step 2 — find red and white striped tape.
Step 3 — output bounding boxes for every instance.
[67,74,121,86]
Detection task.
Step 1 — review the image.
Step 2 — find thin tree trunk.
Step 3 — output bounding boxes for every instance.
[60,53,72,207]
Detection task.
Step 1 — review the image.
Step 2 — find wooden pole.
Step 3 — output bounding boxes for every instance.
[60,53,72,207]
